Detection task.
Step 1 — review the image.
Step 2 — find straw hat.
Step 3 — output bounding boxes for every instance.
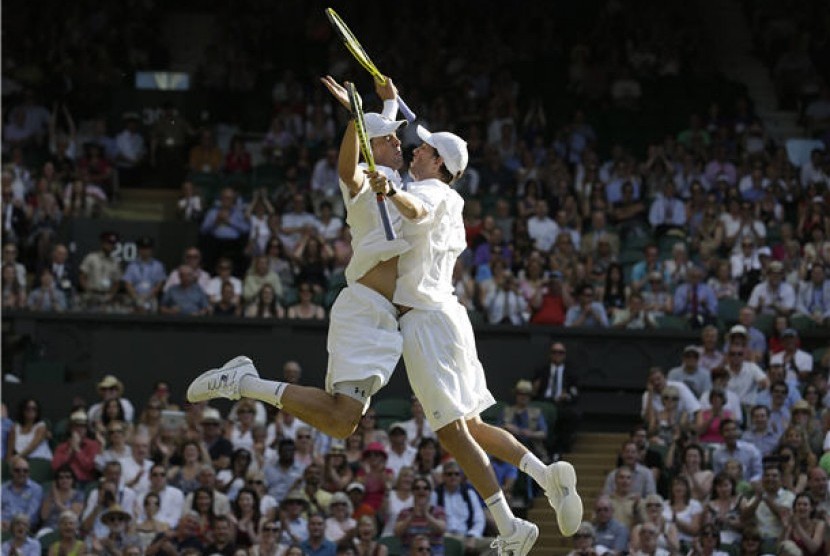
[97,375,124,395]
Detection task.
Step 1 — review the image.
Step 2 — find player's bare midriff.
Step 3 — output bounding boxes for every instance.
[357,256,397,302]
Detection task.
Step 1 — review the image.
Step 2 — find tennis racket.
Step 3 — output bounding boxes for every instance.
[347,82,396,241]
[326,7,417,123]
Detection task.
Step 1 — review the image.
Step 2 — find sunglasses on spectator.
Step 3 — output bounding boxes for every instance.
[13,468,29,473]
[263,526,279,532]
[248,479,264,485]
[238,409,254,414]
[662,396,679,401]
[551,349,566,355]
[444,471,460,476]
[151,471,166,477]
[297,434,311,439]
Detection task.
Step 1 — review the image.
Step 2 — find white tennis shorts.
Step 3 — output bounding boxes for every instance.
[400,302,496,431]
[326,282,403,400]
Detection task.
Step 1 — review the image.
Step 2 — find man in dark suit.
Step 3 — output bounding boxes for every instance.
[532,341,581,456]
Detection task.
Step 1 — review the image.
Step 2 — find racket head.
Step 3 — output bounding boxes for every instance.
[325,7,386,83]
[346,82,376,172]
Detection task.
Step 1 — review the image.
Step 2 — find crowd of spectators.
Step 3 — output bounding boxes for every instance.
[4,0,830,554]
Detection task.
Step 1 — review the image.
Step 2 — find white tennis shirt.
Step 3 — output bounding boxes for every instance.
[393,178,467,310]
[340,164,410,284]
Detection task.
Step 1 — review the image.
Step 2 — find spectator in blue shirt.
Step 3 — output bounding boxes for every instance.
[1,457,43,531]
[159,265,210,316]
[672,266,718,328]
[592,495,630,554]
[300,514,336,556]
[123,236,167,313]
[199,187,250,275]
[565,284,609,328]
[1,514,40,556]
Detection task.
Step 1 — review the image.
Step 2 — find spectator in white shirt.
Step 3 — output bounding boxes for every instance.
[748,261,796,317]
[137,463,185,529]
[527,199,559,253]
[769,328,814,384]
[648,180,686,236]
[795,264,830,326]
[723,344,769,408]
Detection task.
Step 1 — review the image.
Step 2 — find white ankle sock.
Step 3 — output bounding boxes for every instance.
[485,492,515,536]
[519,452,548,487]
[240,377,286,408]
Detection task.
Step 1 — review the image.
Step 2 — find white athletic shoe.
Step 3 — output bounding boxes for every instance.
[187,356,259,402]
[490,518,538,556]
[544,460,583,536]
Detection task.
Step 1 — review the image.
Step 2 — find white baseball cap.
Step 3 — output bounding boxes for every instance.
[364,113,406,139]
[416,125,469,178]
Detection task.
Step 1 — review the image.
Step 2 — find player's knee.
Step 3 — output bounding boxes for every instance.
[325,398,363,439]
[435,420,467,451]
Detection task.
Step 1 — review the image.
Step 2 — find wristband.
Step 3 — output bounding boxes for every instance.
[386,187,397,197]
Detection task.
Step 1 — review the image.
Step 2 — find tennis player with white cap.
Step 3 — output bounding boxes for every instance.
[188,76,414,438]
[365,120,581,553]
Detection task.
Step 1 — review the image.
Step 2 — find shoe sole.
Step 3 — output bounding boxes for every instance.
[186,357,254,402]
[550,461,583,537]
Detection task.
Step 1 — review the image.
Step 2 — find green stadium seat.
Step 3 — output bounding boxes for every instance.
[753,313,775,336]
[24,360,66,383]
[280,287,298,308]
[814,347,828,367]
[28,458,53,483]
[373,398,412,424]
[716,298,745,327]
[480,401,507,426]
[378,536,402,556]
[789,314,815,334]
[656,315,689,330]
[444,536,464,556]
[468,309,486,326]
[38,531,60,554]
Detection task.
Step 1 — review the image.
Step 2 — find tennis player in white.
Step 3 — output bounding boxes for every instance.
[367,123,583,551]
[188,76,411,439]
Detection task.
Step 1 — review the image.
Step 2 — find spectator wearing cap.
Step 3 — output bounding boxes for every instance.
[741,405,782,457]
[533,341,581,455]
[386,423,416,479]
[672,266,718,329]
[79,230,122,311]
[723,342,768,409]
[356,442,392,512]
[795,263,830,326]
[1,457,43,532]
[501,379,550,462]
[90,504,139,555]
[324,491,355,543]
[2,514,40,556]
[159,264,210,316]
[89,375,135,423]
[279,490,310,545]
[725,309,767,363]
[81,461,138,539]
[565,283,610,328]
[432,460,489,552]
[592,495,629,555]
[200,408,233,471]
[748,260,796,317]
[123,236,166,313]
[769,328,814,384]
[698,367,744,426]
[346,482,375,520]
[52,409,101,483]
[114,112,146,187]
[264,439,303,503]
[137,463,184,529]
[667,346,711,398]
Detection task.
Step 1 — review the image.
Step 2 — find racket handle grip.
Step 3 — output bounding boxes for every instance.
[376,194,396,240]
[398,96,417,123]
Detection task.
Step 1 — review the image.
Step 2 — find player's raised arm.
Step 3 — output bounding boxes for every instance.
[321,76,363,195]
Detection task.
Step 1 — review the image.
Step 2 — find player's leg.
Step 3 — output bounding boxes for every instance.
[466,416,583,536]
[434,420,538,556]
[187,284,401,439]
